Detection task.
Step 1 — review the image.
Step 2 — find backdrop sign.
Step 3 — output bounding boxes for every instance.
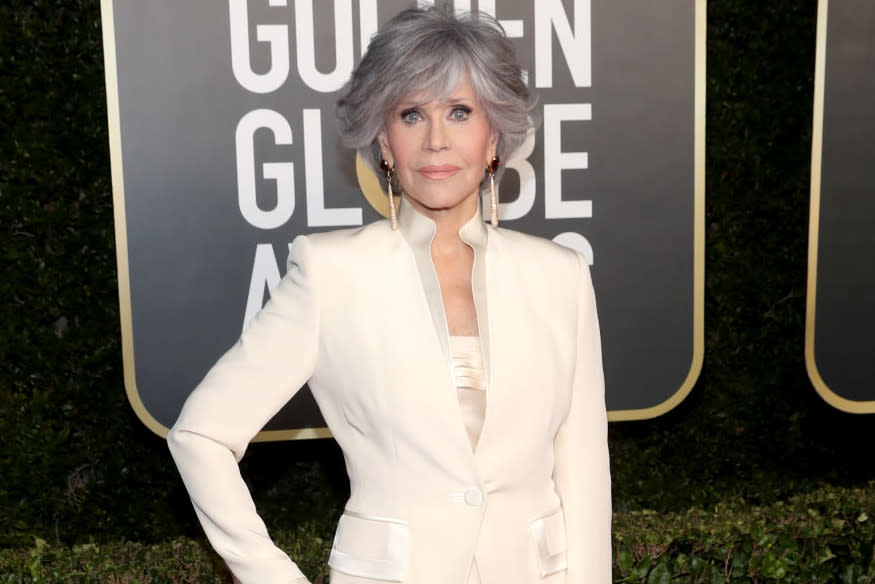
[807,0,875,412]
[101,0,704,439]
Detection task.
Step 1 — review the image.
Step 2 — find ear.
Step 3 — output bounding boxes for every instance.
[378,132,393,166]
[487,131,499,162]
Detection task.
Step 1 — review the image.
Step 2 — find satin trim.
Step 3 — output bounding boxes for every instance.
[530,509,569,577]
[341,509,408,525]
[328,513,408,582]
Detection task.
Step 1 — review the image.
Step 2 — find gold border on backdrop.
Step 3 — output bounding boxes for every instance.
[103,0,707,438]
[101,0,170,439]
[608,0,706,421]
[805,0,875,413]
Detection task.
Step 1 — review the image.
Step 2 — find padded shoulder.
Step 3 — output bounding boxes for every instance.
[490,227,585,280]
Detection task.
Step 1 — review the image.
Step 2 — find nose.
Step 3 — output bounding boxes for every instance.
[425,119,449,152]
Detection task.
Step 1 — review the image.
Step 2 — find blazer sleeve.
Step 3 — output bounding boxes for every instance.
[552,252,612,583]
[167,235,319,584]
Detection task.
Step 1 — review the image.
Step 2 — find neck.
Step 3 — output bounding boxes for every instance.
[403,192,480,248]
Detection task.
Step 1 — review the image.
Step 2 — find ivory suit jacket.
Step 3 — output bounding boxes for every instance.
[167,199,611,584]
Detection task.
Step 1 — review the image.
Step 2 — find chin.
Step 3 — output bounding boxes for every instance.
[409,186,479,209]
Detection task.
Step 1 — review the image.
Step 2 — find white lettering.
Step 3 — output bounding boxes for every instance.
[535,0,591,88]
[304,109,363,226]
[229,0,290,93]
[499,127,536,221]
[544,103,592,219]
[296,0,355,92]
[359,0,379,56]
[242,243,283,331]
[452,0,471,13]
[236,109,295,229]
[478,0,524,38]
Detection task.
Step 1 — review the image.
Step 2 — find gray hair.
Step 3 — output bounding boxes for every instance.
[336,6,536,187]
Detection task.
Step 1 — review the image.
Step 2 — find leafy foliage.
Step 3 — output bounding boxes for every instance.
[614,484,875,584]
[4,484,875,583]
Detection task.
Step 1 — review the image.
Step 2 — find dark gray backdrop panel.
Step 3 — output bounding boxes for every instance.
[812,1,875,404]
[108,0,699,433]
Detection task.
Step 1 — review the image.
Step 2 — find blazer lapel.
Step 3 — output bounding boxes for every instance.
[397,197,493,459]
[398,199,452,367]
[458,201,491,397]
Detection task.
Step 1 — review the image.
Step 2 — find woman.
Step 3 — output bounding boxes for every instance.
[168,7,610,584]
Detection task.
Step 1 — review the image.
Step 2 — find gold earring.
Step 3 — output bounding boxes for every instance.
[488,156,501,228]
[380,159,398,230]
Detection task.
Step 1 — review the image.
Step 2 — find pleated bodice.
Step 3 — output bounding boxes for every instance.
[448,335,486,452]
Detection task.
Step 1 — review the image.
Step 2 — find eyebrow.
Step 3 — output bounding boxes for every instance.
[395,94,474,109]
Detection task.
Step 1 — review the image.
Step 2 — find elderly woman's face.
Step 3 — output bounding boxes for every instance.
[380,80,496,220]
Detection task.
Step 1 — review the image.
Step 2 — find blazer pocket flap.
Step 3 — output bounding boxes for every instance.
[328,511,408,582]
[530,508,568,577]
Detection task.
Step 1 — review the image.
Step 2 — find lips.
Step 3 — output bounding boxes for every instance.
[418,165,460,180]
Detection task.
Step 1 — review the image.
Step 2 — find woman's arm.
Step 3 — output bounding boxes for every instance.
[552,252,612,583]
[167,235,320,584]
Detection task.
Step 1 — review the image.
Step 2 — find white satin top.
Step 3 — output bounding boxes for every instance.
[449,335,486,451]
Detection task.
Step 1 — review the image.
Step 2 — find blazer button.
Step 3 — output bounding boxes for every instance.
[464,487,484,507]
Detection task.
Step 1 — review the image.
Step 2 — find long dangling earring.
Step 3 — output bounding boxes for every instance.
[488,156,501,228]
[380,159,398,230]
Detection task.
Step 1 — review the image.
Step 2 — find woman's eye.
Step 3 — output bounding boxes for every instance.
[401,110,421,123]
[451,107,470,121]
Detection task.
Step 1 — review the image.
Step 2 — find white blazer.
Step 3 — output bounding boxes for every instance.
[168,199,611,584]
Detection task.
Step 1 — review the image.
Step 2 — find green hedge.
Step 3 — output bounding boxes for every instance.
[612,484,875,583]
[3,483,875,583]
